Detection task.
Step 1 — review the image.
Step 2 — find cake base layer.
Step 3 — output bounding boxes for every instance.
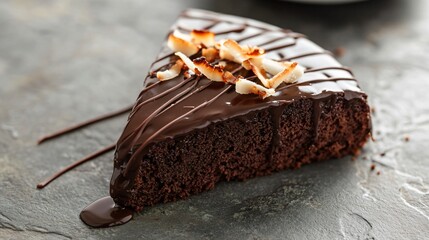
[114,93,370,211]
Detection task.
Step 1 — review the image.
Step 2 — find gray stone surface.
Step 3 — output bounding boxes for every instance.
[1,0,429,239]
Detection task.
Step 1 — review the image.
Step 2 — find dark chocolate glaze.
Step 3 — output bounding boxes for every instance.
[268,105,285,161]
[109,9,370,207]
[80,196,133,228]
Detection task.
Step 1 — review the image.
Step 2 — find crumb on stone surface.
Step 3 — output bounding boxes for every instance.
[404,136,410,142]
[377,171,381,175]
[333,47,346,57]
[353,149,361,156]
[370,164,376,171]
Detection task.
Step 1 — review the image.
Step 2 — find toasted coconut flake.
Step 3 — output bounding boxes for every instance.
[218,61,227,68]
[262,58,286,75]
[191,30,216,47]
[241,59,252,70]
[263,59,304,84]
[262,59,303,82]
[220,40,265,64]
[244,57,304,88]
[214,42,221,50]
[168,33,199,57]
[175,52,197,73]
[193,57,224,82]
[266,62,298,88]
[242,45,265,56]
[220,39,246,63]
[193,57,237,83]
[173,29,192,41]
[202,47,219,62]
[218,42,234,62]
[242,58,270,87]
[235,78,275,99]
[286,64,304,83]
[222,71,237,84]
[156,59,184,81]
[184,70,193,79]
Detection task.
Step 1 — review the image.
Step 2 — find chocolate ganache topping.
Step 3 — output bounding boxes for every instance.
[110,9,366,204]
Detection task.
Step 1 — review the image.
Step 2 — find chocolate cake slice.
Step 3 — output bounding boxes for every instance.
[110,9,371,211]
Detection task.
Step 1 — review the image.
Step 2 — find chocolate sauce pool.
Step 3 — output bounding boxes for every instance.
[80,196,133,228]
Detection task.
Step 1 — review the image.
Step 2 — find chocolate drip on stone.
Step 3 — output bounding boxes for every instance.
[37,144,115,189]
[80,196,133,228]
[37,105,133,144]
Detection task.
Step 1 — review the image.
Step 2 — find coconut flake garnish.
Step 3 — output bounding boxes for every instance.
[156,59,184,81]
[190,30,216,47]
[202,47,219,62]
[262,58,305,84]
[236,78,275,99]
[193,57,237,83]
[243,58,304,88]
[159,29,304,98]
[219,39,264,63]
[175,52,197,73]
[168,32,200,57]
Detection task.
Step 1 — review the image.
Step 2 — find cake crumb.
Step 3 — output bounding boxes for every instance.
[377,171,381,175]
[404,136,410,142]
[380,152,386,157]
[371,107,376,114]
[333,47,346,58]
[353,149,361,157]
[370,164,376,171]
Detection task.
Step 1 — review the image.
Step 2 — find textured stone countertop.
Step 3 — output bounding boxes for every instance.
[1,0,428,239]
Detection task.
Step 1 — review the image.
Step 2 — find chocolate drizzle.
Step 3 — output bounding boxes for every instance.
[305,66,353,75]
[110,9,367,205]
[177,24,246,36]
[37,144,115,189]
[36,104,142,189]
[280,50,333,61]
[37,105,133,144]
